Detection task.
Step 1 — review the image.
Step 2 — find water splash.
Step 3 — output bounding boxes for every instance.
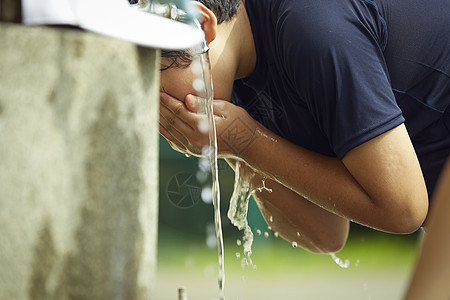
[330,253,350,269]
[227,162,273,262]
[227,161,254,258]
[256,177,272,193]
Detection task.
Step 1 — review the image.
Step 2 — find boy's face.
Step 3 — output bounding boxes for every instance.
[160,58,198,102]
[160,53,234,102]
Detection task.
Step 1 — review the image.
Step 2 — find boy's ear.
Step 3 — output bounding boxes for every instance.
[190,2,217,44]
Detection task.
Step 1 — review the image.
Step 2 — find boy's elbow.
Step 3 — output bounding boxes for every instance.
[383,194,428,234]
[391,208,427,234]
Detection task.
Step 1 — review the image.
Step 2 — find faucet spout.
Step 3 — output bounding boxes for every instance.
[129,0,209,53]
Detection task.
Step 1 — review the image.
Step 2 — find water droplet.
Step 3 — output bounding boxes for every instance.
[292,241,298,248]
[241,258,249,269]
[184,257,195,268]
[355,259,360,267]
[296,232,301,237]
[185,153,191,158]
[274,232,279,238]
[253,265,258,270]
[196,170,208,183]
[267,225,272,231]
[198,118,209,133]
[264,232,269,238]
[206,222,217,248]
[269,216,273,222]
[198,157,210,173]
[256,229,261,235]
[201,187,213,204]
[330,253,350,269]
[206,235,216,248]
[363,282,369,291]
[201,145,212,156]
[203,264,216,277]
[235,252,240,259]
[256,177,273,193]
[191,60,202,75]
[236,239,242,246]
[192,78,205,91]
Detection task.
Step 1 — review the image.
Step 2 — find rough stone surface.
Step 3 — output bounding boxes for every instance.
[0,23,160,299]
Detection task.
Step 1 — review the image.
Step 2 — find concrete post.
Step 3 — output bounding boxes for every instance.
[0,23,159,300]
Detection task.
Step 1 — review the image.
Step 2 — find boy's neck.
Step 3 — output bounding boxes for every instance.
[233,3,257,79]
[210,3,256,83]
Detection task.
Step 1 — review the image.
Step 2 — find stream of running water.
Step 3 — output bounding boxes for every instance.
[192,51,225,299]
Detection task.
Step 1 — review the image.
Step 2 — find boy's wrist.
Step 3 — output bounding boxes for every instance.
[217,112,262,159]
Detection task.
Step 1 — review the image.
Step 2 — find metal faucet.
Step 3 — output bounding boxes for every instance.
[128,0,209,53]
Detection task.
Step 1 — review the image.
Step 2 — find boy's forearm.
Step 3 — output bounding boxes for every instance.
[251,176,350,253]
[238,123,426,234]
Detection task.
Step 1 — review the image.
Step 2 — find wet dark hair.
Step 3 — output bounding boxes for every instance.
[200,0,243,24]
[161,0,242,70]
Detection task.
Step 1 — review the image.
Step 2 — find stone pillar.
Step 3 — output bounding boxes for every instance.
[0,23,159,300]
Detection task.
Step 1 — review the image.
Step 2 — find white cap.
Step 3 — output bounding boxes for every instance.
[21,0,204,50]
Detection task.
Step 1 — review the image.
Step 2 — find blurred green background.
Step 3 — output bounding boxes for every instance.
[156,136,422,300]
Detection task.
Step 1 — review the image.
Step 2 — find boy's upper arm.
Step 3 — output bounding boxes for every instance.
[280,0,404,159]
[341,123,428,229]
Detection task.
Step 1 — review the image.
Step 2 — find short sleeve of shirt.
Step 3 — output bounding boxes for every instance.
[280,0,405,159]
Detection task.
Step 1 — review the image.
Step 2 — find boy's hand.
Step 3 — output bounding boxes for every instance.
[159,92,261,158]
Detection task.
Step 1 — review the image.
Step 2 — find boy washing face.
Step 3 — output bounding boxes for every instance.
[159,0,450,253]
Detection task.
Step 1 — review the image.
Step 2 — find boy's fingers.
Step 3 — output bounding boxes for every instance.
[159,112,192,148]
[160,92,184,103]
[159,102,195,131]
[185,94,201,113]
[160,92,201,126]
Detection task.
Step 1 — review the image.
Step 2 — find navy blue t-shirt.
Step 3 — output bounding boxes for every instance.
[231,0,450,197]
